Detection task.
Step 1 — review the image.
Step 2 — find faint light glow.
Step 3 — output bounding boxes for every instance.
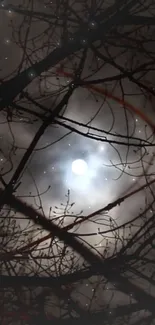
[100,145,104,151]
[8,10,12,13]
[5,57,8,60]
[138,130,141,133]
[89,21,97,28]
[5,39,10,44]
[105,178,108,181]
[28,70,36,78]
[81,39,87,45]
[72,159,88,176]
[132,178,135,181]
[136,118,138,122]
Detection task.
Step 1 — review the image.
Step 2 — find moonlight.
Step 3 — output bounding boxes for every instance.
[72,159,88,176]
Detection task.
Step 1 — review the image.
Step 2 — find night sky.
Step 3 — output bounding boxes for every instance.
[0,0,155,323]
[0,0,155,247]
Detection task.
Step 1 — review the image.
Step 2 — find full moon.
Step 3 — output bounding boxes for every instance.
[72,159,88,176]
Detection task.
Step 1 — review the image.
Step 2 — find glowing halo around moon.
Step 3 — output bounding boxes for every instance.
[71,159,88,176]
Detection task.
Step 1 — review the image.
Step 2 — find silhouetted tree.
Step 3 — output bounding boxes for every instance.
[0,0,155,324]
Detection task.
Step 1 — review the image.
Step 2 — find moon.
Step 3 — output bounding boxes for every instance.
[72,159,88,176]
